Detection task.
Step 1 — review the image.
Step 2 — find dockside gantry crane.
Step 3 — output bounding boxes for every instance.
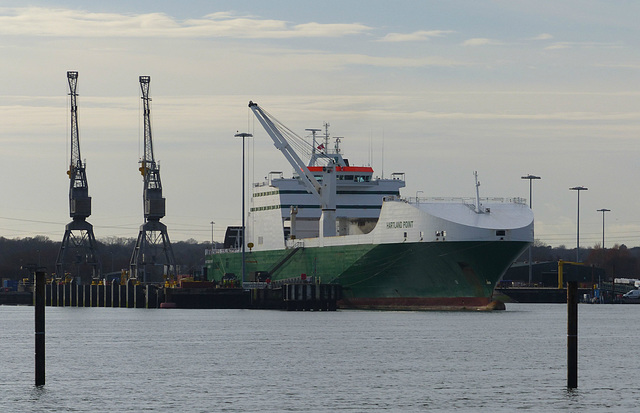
[130,76,176,283]
[55,71,101,281]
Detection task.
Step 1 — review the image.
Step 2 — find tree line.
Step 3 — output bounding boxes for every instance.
[523,240,640,279]
[0,236,215,281]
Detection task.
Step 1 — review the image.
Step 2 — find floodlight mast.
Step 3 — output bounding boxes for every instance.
[248,101,337,237]
[55,71,101,280]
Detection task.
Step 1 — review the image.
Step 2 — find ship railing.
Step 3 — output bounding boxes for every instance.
[242,282,269,290]
[206,248,241,255]
[285,239,305,249]
[462,200,480,212]
[410,196,527,205]
[269,276,317,288]
[383,195,401,202]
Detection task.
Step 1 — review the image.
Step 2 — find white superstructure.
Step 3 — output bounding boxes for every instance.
[247,169,533,252]
[243,101,533,254]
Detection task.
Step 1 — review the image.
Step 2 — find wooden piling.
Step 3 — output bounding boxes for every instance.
[83,285,91,307]
[145,285,158,308]
[126,281,135,308]
[63,284,71,307]
[50,283,57,307]
[119,284,127,308]
[35,271,45,386]
[104,284,111,307]
[135,284,145,308]
[90,284,98,307]
[45,284,51,307]
[75,284,82,307]
[57,283,64,307]
[97,284,105,307]
[70,282,78,307]
[567,281,578,389]
[111,283,120,307]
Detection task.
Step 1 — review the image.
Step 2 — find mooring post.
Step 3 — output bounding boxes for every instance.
[567,280,578,389]
[35,270,45,386]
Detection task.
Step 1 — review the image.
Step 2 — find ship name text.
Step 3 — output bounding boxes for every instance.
[386,220,414,229]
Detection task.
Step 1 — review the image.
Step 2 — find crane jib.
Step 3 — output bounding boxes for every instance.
[248,101,337,238]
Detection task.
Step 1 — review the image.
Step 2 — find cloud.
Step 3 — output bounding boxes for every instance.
[461,38,502,46]
[544,41,622,50]
[379,30,454,42]
[545,43,570,50]
[0,7,372,38]
[334,53,464,68]
[532,33,553,40]
[594,63,640,69]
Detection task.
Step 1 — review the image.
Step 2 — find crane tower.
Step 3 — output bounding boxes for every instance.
[55,71,101,281]
[130,75,176,283]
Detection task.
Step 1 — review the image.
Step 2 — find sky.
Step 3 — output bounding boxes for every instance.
[1,0,640,248]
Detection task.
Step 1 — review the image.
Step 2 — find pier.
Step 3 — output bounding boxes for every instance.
[2,280,341,310]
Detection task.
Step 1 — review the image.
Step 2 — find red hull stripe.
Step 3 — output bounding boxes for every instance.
[308,166,374,173]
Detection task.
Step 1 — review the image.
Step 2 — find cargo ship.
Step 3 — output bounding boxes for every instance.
[204,102,534,310]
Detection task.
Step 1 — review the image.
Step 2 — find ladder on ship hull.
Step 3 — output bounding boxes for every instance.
[268,247,302,276]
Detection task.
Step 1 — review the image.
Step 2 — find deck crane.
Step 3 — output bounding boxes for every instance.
[248,101,337,237]
[55,71,101,281]
[130,75,176,283]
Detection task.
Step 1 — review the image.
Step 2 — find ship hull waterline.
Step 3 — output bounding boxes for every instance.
[206,240,529,310]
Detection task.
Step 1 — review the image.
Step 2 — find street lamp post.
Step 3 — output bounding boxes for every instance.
[597,209,610,249]
[521,174,541,284]
[570,186,588,262]
[235,132,253,285]
[210,221,215,250]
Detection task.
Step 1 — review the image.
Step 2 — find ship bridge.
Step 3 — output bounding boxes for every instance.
[307,166,374,183]
[248,168,405,250]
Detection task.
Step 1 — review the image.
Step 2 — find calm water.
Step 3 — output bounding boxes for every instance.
[1,304,639,412]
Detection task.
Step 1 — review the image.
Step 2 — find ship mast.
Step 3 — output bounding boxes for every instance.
[55,71,101,281]
[306,128,321,166]
[474,171,483,213]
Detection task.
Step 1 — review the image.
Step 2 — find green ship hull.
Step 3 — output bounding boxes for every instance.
[206,240,529,310]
